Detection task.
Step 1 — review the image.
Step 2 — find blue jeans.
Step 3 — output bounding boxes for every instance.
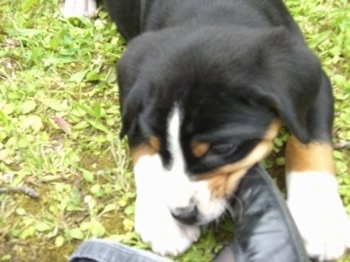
[68,239,172,262]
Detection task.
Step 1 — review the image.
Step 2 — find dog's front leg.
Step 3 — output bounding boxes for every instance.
[286,135,350,261]
[133,152,200,257]
[284,71,350,261]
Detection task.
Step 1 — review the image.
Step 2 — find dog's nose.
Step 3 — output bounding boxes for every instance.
[171,205,198,225]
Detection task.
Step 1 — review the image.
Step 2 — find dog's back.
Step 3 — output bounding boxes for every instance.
[106,0,304,42]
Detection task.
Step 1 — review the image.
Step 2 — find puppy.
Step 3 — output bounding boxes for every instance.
[65,0,350,260]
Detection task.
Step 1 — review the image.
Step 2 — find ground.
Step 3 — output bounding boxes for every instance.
[0,0,349,261]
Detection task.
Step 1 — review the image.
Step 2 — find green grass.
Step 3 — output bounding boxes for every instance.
[0,0,349,261]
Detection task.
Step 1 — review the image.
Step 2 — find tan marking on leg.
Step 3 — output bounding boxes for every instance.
[132,144,157,164]
[132,137,161,164]
[285,135,335,174]
[191,142,210,158]
[132,136,161,163]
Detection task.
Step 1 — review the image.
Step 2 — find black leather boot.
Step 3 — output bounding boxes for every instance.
[214,165,310,262]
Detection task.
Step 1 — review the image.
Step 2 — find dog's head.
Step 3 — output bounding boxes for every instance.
[118,26,322,225]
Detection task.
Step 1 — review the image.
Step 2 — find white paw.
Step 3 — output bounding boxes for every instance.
[287,171,350,261]
[135,195,200,256]
[133,154,200,256]
[60,0,97,18]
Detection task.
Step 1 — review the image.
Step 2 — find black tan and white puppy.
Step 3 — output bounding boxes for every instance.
[62,0,350,260]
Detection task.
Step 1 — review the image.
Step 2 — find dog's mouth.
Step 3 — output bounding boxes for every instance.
[168,197,228,226]
[170,205,200,225]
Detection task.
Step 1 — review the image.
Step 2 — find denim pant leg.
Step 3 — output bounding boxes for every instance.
[68,239,173,262]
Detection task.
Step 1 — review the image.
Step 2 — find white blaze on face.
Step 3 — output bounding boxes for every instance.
[164,106,227,225]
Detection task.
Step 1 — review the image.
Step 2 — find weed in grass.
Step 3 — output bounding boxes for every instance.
[0,0,349,261]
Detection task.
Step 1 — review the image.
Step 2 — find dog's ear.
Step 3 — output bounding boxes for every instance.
[119,81,148,138]
[119,92,139,139]
[247,37,322,143]
[250,85,317,144]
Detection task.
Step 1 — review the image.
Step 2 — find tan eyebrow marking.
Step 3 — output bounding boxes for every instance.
[191,142,210,158]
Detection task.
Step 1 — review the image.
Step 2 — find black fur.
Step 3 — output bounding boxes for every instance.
[105,0,334,174]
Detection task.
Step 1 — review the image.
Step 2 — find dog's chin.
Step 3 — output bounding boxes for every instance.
[195,213,225,226]
[176,199,228,227]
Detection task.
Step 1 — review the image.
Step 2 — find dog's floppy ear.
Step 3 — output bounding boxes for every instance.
[247,39,322,143]
[251,85,316,144]
[119,81,149,138]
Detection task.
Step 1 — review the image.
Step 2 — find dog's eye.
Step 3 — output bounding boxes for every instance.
[210,143,237,155]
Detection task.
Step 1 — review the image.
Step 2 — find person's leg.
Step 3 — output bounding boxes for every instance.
[68,239,172,262]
